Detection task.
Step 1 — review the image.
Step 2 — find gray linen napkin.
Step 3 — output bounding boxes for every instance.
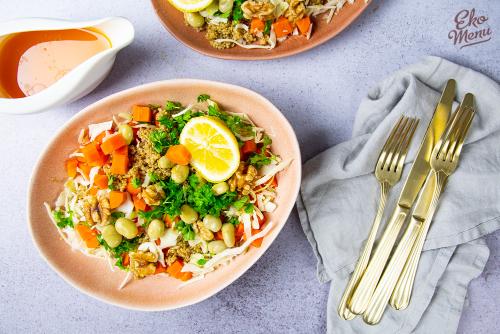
[297,56,500,333]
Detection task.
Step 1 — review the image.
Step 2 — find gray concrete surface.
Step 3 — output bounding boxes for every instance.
[0,0,498,333]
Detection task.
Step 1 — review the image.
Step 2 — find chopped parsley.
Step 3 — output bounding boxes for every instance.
[138,175,237,224]
[232,0,244,21]
[208,105,254,139]
[110,212,125,224]
[150,129,170,154]
[53,210,73,228]
[227,216,240,225]
[232,195,249,209]
[157,110,204,149]
[264,20,272,35]
[197,94,210,102]
[244,203,255,214]
[149,172,160,183]
[97,235,140,270]
[131,177,142,188]
[108,175,116,190]
[175,221,195,241]
[186,175,237,217]
[165,100,182,111]
[248,135,275,168]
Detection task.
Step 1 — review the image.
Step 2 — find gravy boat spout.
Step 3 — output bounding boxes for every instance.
[0,17,134,114]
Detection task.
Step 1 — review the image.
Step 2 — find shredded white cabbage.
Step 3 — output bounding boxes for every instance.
[88,121,113,142]
[254,159,293,186]
[182,222,273,276]
[118,272,132,290]
[172,104,193,118]
[68,151,84,158]
[241,213,252,242]
[158,228,180,249]
[115,194,134,218]
[272,0,290,17]
[233,23,249,32]
[89,167,100,186]
[214,38,276,50]
[142,173,151,187]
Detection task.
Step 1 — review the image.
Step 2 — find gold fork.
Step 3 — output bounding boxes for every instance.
[362,96,475,325]
[389,94,476,310]
[337,115,419,320]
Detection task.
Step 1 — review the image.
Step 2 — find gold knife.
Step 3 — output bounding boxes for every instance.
[389,93,475,310]
[348,79,455,315]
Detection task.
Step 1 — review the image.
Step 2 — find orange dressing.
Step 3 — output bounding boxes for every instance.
[0,28,111,98]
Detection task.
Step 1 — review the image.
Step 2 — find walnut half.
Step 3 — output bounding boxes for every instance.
[129,251,157,279]
[241,1,277,21]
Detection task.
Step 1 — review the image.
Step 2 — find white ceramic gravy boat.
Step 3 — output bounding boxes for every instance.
[0,17,134,114]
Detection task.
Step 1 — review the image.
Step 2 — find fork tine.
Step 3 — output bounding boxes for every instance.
[445,106,469,161]
[377,116,404,170]
[452,108,475,162]
[382,117,409,171]
[389,118,417,172]
[386,117,411,171]
[436,105,463,161]
[393,118,419,172]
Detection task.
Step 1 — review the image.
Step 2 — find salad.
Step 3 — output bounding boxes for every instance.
[45,94,290,289]
[168,0,362,49]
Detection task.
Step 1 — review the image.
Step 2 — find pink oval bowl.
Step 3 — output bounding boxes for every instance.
[27,79,301,311]
[151,0,371,60]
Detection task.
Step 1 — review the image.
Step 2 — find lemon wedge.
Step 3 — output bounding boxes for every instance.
[180,116,240,183]
[168,0,214,13]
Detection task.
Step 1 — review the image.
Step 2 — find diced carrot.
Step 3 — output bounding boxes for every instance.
[235,223,245,240]
[250,18,265,33]
[111,153,129,175]
[81,142,105,166]
[65,158,79,178]
[178,271,193,281]
[296,16,311,36]
[94,174,108,189]
[155,239,161,246]
[115,145,128,157]
[122,253,130,266]
[271,175,278,188]
[88,186,99,196]
[241,140,257,156]
[132,105,152,123]
[155,262,168,274]
[164,215,179,228]
[85,236,101,248]
[242,228,264,248]
[166,259,183,278]
[166,144,191,165]
[78,162,92,179]
[76,153,86,162]
[100,134,127,155]
[94,131,107,144]
[133,195,148,211]
[215,230,223,240]
[251,228,263,247]
[273,17,293,39]
[126,179,141,195]
[75,224,100,248]
[109,191,127,209]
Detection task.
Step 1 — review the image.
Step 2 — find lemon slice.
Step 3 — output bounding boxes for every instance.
[180,116,240,183]
[168,0,213,13]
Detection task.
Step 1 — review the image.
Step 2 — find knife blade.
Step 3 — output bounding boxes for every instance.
[348,79,456,314]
